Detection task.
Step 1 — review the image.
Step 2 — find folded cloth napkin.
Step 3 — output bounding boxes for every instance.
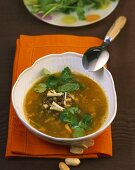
[6,35,112,158]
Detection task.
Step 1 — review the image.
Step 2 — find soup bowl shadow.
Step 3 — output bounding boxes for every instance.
[12,52,117,146]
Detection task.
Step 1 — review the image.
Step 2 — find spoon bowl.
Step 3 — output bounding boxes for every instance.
[82,16,127,71]
[82,49,109,71]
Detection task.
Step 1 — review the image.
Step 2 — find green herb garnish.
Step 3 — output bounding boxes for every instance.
[46,75,59,89]
[78,114,93,130]
[34,67,85,93]
[72,126,85,138]
[57,82,80,92]
[60,106,79,126]
[60,67,73,83]
[34,83,47,93]
[60,106,93,138]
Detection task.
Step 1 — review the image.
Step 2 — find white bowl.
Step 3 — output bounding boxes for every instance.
[12,52,117,145]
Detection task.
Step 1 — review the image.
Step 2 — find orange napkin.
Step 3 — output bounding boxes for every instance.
[6,35,112,158]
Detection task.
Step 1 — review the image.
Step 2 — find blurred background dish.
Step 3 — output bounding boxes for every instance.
[23,0,119,27]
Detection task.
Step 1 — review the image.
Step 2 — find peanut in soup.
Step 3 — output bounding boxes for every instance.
[23,67,108,138]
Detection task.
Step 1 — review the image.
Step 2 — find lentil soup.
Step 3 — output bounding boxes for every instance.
[23,67,108,138]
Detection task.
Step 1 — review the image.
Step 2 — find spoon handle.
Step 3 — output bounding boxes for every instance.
[104,16,127,42]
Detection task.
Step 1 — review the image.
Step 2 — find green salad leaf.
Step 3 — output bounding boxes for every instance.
[76,0,85,20]
[25,0,117,20]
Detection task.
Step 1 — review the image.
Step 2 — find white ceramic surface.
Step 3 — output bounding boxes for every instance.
[12,52,117,145]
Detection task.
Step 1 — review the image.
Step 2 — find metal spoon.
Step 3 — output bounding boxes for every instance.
[82,16,127,71]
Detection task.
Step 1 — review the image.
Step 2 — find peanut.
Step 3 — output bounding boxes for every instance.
[65,158,80,166]
[70,146,84,154]
[82,139,94,148]
[75,139,95,150]
[59,162,70,170]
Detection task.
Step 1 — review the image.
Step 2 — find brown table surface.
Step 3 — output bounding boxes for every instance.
[0,1,135,170]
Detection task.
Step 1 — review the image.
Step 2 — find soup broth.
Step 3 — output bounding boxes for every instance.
[24,67,108,138]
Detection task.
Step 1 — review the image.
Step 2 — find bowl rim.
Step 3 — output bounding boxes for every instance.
[12,52,117,142]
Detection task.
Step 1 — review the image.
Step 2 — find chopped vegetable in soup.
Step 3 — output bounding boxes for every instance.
[24,67,108,138]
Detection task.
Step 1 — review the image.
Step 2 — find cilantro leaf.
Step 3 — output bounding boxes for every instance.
[60,106,79,126]
[59,106,93,138]
[72,126,85,138]
[60,67,73,83]
[64,106,80,115]
[34,67,85,93]
[72,114,92,137]
[57,82,80,92]
[79,114,93,130]
[34,83,47,93]
[46,75,59,89]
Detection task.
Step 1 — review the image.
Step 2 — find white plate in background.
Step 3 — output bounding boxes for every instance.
[23,0,119,27]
